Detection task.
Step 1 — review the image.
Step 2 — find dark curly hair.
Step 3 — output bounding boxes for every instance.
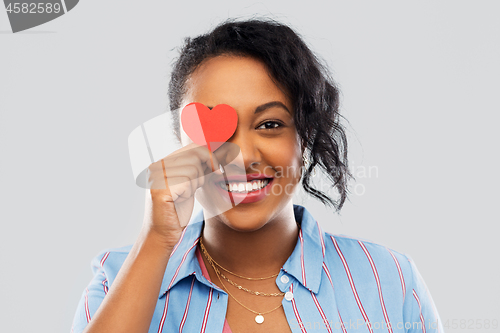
[167,18,353,211]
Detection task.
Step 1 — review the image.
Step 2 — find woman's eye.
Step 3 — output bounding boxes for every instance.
[257,121,282,130]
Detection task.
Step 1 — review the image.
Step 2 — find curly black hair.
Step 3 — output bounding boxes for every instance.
[167,18,353,211]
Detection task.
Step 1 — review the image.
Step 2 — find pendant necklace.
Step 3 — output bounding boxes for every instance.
[199,237,284,324]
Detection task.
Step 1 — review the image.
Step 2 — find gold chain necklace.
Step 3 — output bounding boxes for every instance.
[199,237,279,280]
[207,248,283,324]
[199,237,284,324]
[199,239,284,297]
[218,271,285,296]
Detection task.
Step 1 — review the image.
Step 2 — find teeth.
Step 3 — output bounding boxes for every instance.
[220,179,270,193]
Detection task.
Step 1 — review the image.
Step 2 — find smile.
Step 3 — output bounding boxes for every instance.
[218,179,271,193]
[213,176,274,204]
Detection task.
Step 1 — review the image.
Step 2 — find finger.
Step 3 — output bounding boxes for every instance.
[168,143,221,174]
[146,144,224,194]
[161,154,207,180]
[168,176,198,203]
[147,151,203,188]
[150,164,203,188]
[153,145,220,179]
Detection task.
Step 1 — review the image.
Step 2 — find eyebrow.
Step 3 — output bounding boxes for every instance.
[255,101,291,115]
[207,101,291,115]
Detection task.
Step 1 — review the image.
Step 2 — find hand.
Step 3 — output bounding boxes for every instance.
[142,143,220,248]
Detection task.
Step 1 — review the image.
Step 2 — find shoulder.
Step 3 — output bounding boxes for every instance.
[88,220,204,284]
[89,245,133,284]
[324,232,409,261]
[90,244,133,267]
[322,232,413,283]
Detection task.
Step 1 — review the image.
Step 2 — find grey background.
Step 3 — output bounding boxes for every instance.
[4,0,65,33]
[1,1,498,332]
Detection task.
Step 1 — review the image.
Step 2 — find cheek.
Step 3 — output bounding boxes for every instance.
[269,141,302,180]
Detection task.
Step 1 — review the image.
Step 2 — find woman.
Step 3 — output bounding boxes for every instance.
[72,19,443,333]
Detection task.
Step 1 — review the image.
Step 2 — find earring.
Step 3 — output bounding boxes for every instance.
[302,155,316,177]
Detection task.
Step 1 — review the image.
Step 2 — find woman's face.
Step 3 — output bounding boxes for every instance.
[180,55,303,231]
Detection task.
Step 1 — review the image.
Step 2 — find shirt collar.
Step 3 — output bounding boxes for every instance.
[281,204,326,293]
[158,204,326,298]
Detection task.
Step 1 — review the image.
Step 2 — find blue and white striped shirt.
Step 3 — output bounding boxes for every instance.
[72,204,444,333]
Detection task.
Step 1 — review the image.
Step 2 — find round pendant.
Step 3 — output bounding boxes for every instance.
[255,314,264,324]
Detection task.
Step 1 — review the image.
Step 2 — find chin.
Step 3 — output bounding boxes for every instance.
[218,209,263,231]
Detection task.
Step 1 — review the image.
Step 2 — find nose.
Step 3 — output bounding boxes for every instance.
[214,129,261,174]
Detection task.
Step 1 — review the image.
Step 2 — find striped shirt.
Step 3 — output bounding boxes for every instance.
[72,204,444,333]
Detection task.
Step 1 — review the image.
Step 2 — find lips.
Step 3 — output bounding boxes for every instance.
[212,173,274,204]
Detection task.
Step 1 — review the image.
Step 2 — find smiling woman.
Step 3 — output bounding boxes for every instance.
[72,18,444,333]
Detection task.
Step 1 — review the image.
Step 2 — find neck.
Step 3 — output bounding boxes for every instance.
[201,201,299,277]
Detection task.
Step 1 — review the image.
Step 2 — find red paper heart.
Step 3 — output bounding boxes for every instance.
[181,103,238,152]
